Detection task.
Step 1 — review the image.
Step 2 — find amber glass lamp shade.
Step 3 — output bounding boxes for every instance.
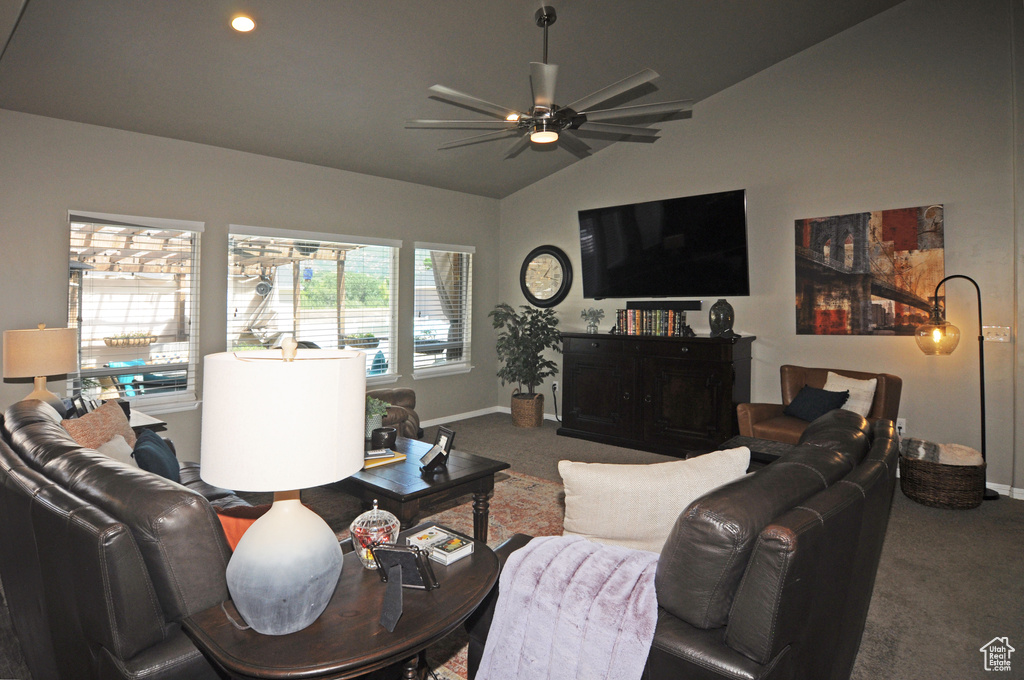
[915,307,960,355]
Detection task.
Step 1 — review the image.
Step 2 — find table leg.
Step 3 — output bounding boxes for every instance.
[401,654,418,679]
[472,491,490,543]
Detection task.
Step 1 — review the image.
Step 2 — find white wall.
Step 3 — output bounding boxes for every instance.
[0,110,501,460]
[499,0,1022,492]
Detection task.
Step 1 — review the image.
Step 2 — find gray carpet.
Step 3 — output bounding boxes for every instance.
[2,413,1022,679]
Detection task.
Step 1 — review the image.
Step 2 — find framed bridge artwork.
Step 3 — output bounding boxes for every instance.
[795,204,944,335]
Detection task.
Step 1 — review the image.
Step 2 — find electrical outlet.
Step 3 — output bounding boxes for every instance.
[896,418,907,436]
[983,326,1011,342]
[551,380,559,392]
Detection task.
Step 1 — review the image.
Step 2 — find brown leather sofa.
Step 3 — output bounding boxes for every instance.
[368,387,423,439]
[736,364,902,444]
[0,400,249,679]
[466,409,900,680]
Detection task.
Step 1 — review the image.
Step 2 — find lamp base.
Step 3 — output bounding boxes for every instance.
[983,487,1000,501]
[25,377,67,418]
[226,493,343,635]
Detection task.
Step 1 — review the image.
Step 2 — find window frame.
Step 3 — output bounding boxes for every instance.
[68,210,204,413]
[412,241,474,379]
[227,225,402,385]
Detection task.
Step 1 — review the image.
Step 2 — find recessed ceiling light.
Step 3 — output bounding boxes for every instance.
[231,15,256,32]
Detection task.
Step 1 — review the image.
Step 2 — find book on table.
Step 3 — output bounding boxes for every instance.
[406,525,474,565]
[363,449,406,469]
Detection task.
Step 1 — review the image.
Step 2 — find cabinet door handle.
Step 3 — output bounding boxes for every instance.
[680,346,689,353]
[591,342,599,349]
[622,392,631,401]
[644,394,652,403]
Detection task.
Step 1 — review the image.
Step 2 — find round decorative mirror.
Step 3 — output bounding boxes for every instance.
[520,245,573,308]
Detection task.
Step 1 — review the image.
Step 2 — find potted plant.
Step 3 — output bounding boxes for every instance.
[365,395,390,439]
[346,333,380,350]
[489,303,561,428]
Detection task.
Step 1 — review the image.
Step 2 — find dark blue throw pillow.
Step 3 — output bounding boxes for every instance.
[783,385,850,422]
[133,429,180,483]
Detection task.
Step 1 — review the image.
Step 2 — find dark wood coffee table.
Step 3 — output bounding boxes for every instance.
[183,523,499,680]
[336,438,510,543]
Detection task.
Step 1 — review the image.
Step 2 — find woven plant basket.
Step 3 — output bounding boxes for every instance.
[510,391,544,428]
[899,455,985,510]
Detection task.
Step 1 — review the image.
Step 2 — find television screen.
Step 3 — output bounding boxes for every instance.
[578,189,749,299]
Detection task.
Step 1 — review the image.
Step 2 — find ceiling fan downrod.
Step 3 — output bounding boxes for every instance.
[535,6,556,64]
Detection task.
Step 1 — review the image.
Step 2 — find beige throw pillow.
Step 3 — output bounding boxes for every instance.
[823,372,877,417]
[62,400,137,450]
[96,434,138,466]
[559,446,751,553]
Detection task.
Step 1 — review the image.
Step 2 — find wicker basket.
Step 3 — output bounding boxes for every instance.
[510,391,544,428]
[899,455,985,510]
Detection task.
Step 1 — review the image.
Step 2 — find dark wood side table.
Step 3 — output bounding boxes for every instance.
[336,438,510,543]
[719,435,799,469]
[183,524,499,680]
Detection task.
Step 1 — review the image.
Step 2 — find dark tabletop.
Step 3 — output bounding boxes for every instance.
[346,438,510,501]
[183,524,499,680]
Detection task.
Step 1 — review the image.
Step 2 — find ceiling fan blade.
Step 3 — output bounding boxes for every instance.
[505,132,532,159]
[577,121,660,138]
[582,99,693,122]
[558,131,593,159]
[438,129,521,150]
[428,85,518,120]
[530,62,559,108]
[407,119,518,129]
[565,69,660,114]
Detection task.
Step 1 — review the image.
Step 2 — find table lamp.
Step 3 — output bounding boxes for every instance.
[914,274,998,501]
[2,323,78,417]
[200,342,367,634]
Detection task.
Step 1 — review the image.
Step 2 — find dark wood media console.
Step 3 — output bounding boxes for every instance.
[557,332,755,455]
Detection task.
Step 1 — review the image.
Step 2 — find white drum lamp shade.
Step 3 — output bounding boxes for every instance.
[3,324,78,416]
[200,348,367,635]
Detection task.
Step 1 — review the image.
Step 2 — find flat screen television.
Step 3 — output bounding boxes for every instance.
[578,189,750,299]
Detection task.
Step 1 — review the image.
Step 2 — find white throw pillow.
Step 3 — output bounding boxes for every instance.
[96,434,137,467]
[823,372,877,417]
[558,446,751,553]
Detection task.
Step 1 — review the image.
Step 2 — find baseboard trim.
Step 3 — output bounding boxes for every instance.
[420,407,559,429]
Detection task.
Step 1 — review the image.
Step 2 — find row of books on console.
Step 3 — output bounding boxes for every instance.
[615,309,696,337]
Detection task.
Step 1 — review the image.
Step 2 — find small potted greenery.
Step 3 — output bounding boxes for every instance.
[365,395,390,439]
[346,333,380,350]
[581,308,605,334]
[489,303,561,427]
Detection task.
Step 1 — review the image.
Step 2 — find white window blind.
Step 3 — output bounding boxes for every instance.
[227,227,399,379]
[68,211,203,409]
[413,243,473,374]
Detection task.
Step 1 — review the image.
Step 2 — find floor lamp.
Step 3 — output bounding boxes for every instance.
[913,274,999,501]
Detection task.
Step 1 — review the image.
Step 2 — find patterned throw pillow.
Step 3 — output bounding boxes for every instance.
[62,400,137,450]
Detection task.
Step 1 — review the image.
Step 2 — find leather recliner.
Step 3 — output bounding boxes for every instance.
[736,364,902,444]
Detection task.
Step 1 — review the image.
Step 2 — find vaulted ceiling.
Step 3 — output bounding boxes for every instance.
[0,0,904,198]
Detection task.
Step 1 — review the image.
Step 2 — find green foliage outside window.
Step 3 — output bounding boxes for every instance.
[300,271,389,308]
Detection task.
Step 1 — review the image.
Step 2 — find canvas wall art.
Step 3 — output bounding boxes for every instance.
[795,204,944,335]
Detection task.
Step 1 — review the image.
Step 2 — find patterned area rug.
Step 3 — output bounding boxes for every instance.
[418,471,564,679]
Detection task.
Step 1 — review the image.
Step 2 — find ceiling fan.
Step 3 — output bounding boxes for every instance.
[407,6,693,159]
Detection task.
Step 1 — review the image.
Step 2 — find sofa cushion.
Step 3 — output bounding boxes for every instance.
[655,443,854,630]
[61,400,137,450]
[782,385,848,422]
[823,372,877,417]
[559,447,750,553]
[133,429,180,482]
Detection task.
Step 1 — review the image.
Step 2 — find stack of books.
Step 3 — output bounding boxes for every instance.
[406,525,474,565]
[363,448,406,469]
[616,308,694,337]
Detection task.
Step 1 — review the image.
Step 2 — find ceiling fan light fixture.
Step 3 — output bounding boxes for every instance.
[530,122,559,144]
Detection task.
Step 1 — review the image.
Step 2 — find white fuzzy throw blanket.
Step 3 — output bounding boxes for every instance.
[476,535,659,680]
[901,437,984,466]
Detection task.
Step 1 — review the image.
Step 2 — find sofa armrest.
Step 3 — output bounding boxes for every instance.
[465,534,533,679]
[736,403,785,437]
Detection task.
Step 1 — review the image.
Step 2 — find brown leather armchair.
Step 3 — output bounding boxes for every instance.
[737,364,902,444]
[367,387,423,439]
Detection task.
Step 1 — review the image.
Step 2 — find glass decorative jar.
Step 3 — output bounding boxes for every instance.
[349,500,400,569]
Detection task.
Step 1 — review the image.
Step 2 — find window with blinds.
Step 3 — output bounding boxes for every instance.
[68,211,203,409]
[413,243,473,375]
[227,227,399,380]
